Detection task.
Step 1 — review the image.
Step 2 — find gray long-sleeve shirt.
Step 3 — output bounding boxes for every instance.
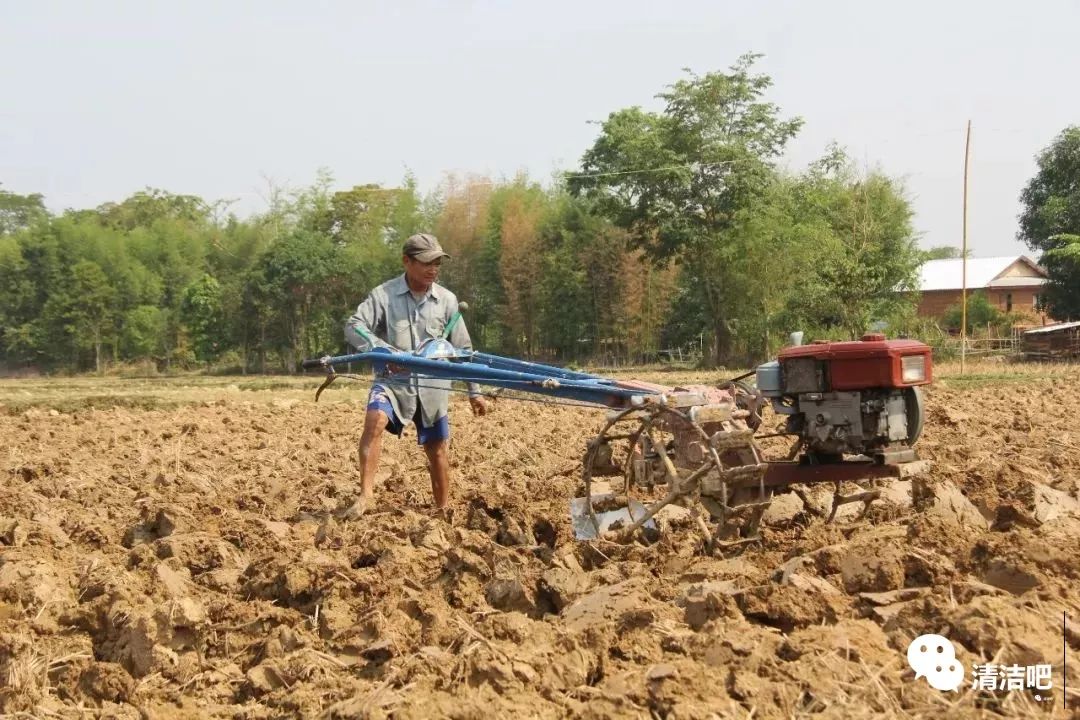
[344,274,479,429]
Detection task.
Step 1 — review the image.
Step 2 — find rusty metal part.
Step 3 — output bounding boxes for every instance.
[576,387,772,552]
[575,383,932,553]
[315,368,338,402]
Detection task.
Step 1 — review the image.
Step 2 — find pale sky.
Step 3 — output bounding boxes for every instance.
[3,0,1079,256]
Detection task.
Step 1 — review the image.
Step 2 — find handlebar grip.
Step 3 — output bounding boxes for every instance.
[301,357,325,370]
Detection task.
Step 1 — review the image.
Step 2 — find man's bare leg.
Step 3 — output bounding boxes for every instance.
[342,409,389,519]
[424,439,450,510]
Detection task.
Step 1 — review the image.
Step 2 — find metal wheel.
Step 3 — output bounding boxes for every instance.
[575,400,768,554]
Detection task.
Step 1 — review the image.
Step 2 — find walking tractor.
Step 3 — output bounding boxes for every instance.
[303,331,932,552]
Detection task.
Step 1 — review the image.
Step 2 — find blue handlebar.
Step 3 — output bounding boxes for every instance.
[303,348,656,408]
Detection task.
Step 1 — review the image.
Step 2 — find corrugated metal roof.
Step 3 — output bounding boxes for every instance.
[1024,321,1080,335]
[917,256,1045,291]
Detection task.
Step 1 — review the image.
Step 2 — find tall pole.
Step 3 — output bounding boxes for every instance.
[961,120,971,374]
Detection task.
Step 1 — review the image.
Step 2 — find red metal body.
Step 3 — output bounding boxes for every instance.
[777,334,932,391]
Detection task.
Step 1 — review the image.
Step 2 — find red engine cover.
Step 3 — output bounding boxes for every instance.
[777,334,932,391]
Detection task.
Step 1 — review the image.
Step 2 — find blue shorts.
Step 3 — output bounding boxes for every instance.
[366,385,450,446]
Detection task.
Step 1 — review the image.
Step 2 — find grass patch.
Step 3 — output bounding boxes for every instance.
[937,372,1046,390]
[0,394,184,414]
[933,358,1080,388]
[236,379,309,392]
[0,373,366,413]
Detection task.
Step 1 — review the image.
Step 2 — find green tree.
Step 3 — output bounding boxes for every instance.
[208,217,274,372]
[120,305,167,360]
[793,157,921,339]
[41,259,117,372]
[0,226,61,365]
[0,236,30,355]
[922,246,964,260]
[249,230,341,370]
[1039,233,1080,320]
[570,54,803,364]
[180,275,227,364]
[325,179,421,247]
[0,186,49,235]
[1018,127,1080,320]
[534,193,619,361]
[96,188,211,230]
[705,174,817,361]
[942,291,1006,334]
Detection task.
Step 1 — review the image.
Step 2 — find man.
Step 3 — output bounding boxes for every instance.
[341,233,486,519]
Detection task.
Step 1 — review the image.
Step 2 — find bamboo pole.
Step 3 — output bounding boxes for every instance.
[961,120,971,374]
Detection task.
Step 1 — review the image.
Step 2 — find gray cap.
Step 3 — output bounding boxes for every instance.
[403,233,451,263]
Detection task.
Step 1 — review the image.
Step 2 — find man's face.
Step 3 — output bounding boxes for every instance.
[404,255,442,288]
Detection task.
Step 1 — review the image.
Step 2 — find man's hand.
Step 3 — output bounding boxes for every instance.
[469,396,487,416]
[386,362,407,375]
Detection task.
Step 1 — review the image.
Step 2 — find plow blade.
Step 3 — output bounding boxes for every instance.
[569,494,657,541]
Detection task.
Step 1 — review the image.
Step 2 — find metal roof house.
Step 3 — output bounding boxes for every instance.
[915,256,1051,321]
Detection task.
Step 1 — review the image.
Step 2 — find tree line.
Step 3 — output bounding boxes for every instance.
[1,56,1074,374]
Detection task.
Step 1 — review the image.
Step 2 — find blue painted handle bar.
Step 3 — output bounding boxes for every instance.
[301,348,656,408]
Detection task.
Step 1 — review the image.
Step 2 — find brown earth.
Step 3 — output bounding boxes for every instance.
[1,366,1078,718]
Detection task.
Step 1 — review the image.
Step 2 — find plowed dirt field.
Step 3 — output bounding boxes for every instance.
[1,363,1078,718]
